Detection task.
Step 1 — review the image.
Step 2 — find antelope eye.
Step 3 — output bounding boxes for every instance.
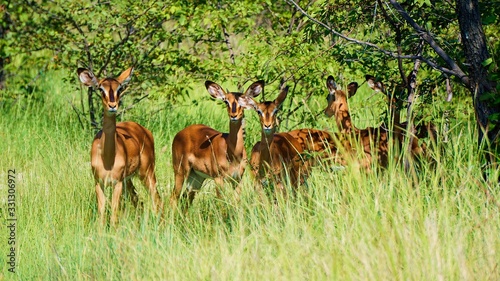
[257,110,263,116]
[98,88,105,97]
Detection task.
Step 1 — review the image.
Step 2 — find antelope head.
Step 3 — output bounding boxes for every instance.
[365,74,387,95]
[205,80,264,123]
[240,85,289,135]
[324,75,358,118]
[78,67,134,116]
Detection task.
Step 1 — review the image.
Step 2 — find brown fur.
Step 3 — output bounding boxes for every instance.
[240,86,307,196]
[170,80,264,211]
[324,75,393,169]
[286,128,349,167]
[365,74,437,156]
[78,67,162,226]
[365,74,437,142]
[287,128,334,153]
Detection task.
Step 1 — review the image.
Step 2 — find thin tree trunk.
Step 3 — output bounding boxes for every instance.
[443,75,453,143]
[404,41,423,173]
[88,88,98,133]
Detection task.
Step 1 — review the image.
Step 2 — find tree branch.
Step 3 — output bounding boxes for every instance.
[286,0,396,53]
[68,98,85,131]
[222,25,235,66]
[27,0,95,71]
[98,25,134,77]
[388,0,470,86]
[377,0,406,85]
[118,93,150,116]
[286,0,470,84]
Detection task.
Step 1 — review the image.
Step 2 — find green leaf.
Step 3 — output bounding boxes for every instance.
[482,14,497,25]
[488,113,500,122]
[482,58,493,66]
[178,15,187,26]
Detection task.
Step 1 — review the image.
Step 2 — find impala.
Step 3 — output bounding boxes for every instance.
[170,80,264,210]
[324,78,359,134]
[324,75,390,168]
[239,85,307,196]
[365,74,437,142]
[287,128,334,153]
[286,128,346,167]
[324,75,430,168]
[286,84,357,166]
[78,67,162,226]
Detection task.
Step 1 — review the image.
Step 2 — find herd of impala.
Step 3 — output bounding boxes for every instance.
[78,67,435,225]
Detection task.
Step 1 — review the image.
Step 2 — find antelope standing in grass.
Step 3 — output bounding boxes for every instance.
[78,67,162,226]
[170,80,264,210]
[324,75,429,169]
[324,75,391,168]
[365,74,437,143]
[239,85,307,196]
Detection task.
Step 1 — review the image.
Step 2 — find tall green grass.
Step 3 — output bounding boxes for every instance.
[0,70,498,280]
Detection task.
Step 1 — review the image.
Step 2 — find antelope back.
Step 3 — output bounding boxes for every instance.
[78,67,133,114]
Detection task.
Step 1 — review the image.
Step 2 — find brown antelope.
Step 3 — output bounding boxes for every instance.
[324,78,359,134]
[170,80,264,210]
[287,129,334,153]
[78,67,162,226]
[239,85,307,196]
[365,74,437,142]
[324,75,390,168]
[286,128,349,168]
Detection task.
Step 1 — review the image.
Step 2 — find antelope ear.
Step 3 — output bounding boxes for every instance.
[116,67,134,85]
[366,75,378,91]
[366,75,385,93]
[245,80,265,98]
[375,81,385,93]
[274,85,289,106]
[205,81,227,100]
[347,82,359,98]
[237,95,258,110]
[77,68,99,87]
[326,76,337,93]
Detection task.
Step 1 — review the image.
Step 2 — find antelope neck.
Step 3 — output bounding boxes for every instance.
[335,97,354,133]
[259,129,275,162]
[101,113,117,169]
[227,118,245,160]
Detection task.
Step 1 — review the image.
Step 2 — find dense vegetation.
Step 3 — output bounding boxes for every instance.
[1,1,499,279]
